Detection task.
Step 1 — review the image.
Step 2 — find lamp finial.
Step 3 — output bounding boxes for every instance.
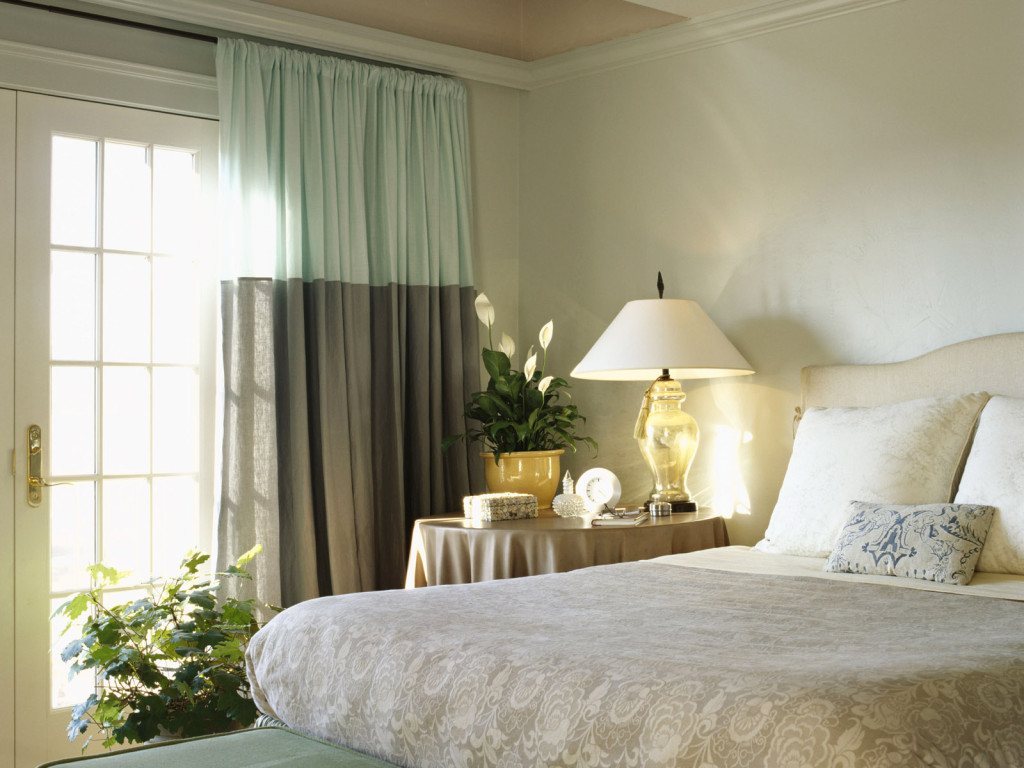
[657,272,664,299]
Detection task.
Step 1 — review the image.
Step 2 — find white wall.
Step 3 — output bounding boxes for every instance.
[518,0,1024,544]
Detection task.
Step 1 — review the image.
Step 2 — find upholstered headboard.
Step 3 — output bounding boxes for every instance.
[801,332,1024,410]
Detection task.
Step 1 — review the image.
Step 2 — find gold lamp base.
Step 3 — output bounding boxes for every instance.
[635,373,699,512]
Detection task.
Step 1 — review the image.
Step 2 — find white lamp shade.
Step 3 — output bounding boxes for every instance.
[571,299,754,381]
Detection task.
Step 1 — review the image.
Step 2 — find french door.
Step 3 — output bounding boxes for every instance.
[9,92,218,767]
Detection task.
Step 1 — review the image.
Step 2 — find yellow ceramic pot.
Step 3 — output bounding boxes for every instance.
[481,449,564,509]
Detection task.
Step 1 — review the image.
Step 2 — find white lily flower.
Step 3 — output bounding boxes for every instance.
[538,375,553,394]
[524,354,538,380]
[474,293,495,327]
[499,332,516,358]
[539,320,554,350]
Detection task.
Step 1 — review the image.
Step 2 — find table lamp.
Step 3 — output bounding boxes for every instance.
[571,274,753,512]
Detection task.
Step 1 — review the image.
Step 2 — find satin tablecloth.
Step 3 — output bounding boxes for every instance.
[405,509,728,587]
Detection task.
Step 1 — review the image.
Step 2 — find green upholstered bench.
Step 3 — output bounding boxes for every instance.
[37,727,400,768]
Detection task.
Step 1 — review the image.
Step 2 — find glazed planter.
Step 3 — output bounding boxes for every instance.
[481,449,564,509]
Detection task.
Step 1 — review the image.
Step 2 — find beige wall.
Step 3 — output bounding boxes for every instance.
[515,0,1024,543]
[465,79,522,347]
[8,0,1024,544]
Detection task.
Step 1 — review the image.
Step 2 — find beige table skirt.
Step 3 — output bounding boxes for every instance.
[405,509,729,588]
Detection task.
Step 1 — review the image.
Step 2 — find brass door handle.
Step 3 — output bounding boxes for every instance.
[27,425,72,507]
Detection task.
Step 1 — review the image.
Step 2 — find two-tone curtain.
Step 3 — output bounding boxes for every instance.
[215,38,481,607]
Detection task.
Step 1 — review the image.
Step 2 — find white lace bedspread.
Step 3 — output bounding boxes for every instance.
[247,561,1024,767]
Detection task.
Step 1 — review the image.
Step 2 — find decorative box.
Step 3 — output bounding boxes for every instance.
[463,493,538,522]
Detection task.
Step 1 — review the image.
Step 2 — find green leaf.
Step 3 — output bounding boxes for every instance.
[68,693,99,738]
[225,697,257,724]
[235,545,261,567]
[60,638,84,663]
[481,348,511,381]
[471,397,495,418]
[509,374,524,400]
[53,593,91,623]
[525,388,543,411]
[181,551,210,573]
[220,600,255,625]
[86,563,129,586]
[441,434,464,452]
[186,592,216,610]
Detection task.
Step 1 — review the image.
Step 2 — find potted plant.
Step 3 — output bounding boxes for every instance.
[445,293,597,507]
[54,548,265,748]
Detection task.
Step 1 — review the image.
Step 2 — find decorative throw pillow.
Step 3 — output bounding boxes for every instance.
[755,392,988,558]
[954,395,1024,574]
[824,501,995,585]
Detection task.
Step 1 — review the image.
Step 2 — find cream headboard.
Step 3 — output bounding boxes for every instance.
[801,332,1024,410]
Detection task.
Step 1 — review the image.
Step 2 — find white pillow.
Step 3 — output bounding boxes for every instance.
[756,393,988,557]
[954,395,1024,574]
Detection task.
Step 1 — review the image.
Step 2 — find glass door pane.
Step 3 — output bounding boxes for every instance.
[40,121,214,715]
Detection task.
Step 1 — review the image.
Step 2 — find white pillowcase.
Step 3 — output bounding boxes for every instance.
[756,393,988,558]
[954,395,1024,574]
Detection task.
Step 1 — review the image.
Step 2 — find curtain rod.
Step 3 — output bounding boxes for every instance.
[1,0,217,42]
[1,0,443,76]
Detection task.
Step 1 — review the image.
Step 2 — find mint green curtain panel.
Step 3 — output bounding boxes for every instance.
[216,39,481,605]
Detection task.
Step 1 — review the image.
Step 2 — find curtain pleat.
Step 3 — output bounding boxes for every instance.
[218,279,283,616]
[216,39,481,605]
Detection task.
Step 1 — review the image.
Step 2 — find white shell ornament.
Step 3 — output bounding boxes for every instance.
[552,471,587,517]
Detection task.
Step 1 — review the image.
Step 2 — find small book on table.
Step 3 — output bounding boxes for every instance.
[591,509,649,527]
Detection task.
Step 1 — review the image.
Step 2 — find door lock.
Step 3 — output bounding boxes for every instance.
[27,425,72,507]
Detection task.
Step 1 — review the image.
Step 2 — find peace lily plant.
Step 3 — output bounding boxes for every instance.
[444,293,596,462]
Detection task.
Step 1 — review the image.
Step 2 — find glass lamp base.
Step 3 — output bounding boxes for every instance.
[636,375,699,513]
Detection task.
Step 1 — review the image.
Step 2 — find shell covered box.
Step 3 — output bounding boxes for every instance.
[463,492,538,521]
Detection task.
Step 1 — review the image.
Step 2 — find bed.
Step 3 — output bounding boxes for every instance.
[247,332,1024,767]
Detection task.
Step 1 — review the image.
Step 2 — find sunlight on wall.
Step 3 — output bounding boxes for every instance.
[711,425,752,518]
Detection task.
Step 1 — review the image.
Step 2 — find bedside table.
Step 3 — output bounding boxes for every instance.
[405,508,728,588]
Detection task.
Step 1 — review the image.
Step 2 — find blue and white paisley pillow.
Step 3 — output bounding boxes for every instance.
[824,501,996,585]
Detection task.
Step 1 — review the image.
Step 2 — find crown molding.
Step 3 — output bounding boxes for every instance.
[81,0,905,91]
[81,0,535,90]
[527,0,905,89]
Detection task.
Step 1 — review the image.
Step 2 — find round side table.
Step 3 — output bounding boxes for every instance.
[405,509,728,588]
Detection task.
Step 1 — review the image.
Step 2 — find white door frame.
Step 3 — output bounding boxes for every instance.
[0,37,216,768]
[13,91,219,768]
[0,39,217,120]
[0,86,17,768]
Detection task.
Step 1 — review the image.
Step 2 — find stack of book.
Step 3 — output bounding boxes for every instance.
[591,508,649,527]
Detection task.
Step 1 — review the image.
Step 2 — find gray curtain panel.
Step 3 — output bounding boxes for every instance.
[216,39,481,605]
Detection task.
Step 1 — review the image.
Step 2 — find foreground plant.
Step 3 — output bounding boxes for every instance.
[444,293,597,461]
[55,548,264,748]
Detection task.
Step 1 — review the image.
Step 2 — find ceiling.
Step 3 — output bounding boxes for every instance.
[250,0,775,61]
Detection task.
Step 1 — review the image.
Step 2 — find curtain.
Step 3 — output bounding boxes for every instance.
[215,38,481,606]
